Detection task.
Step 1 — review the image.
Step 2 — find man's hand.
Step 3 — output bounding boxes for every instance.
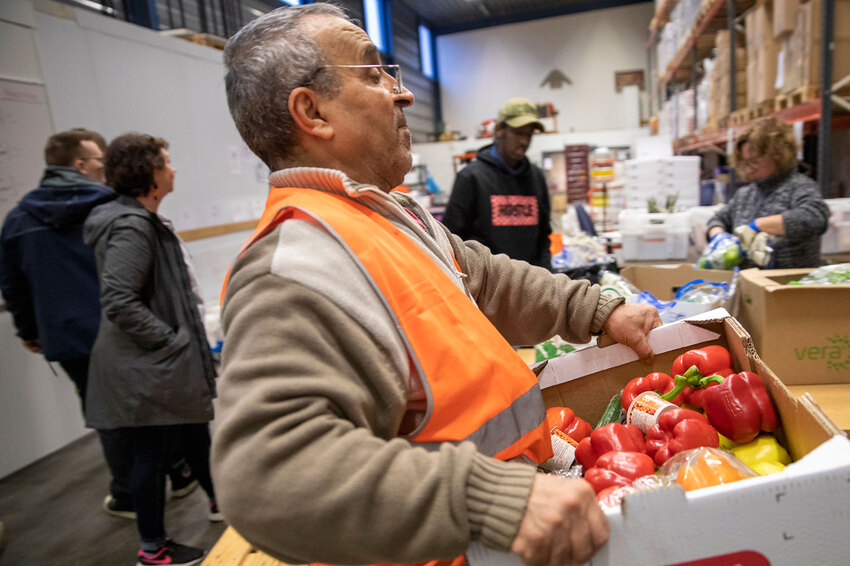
[511,475,609,566]
[602,303,662,360]
[23,339,42,354]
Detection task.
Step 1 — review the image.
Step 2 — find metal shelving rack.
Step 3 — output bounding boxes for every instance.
[647,0,845,197]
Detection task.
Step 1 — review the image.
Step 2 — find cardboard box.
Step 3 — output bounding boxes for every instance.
[807,0,850,41]
[620,263,735,300]
[468,310,848,565]
[738,268,850,385]
[773,0,800,40]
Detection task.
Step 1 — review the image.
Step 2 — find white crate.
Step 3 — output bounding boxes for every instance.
[619,210,691,260]
[822,221,850,254]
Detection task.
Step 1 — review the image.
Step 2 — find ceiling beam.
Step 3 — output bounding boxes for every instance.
[432,0,651,36]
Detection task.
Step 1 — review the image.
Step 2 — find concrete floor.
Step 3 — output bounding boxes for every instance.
[0,432,227,565]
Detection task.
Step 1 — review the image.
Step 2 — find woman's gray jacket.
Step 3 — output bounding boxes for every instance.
[83,195,216,429]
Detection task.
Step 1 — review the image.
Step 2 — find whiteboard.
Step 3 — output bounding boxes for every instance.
[0,78,54,223]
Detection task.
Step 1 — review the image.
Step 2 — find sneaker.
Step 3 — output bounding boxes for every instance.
[170,476,199,499]
[136,541,205,566]
[103,494,136,520]
[208,501,223,522]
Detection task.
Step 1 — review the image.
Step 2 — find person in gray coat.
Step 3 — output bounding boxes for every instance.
[706,117,829,268]
[84,133,218,566]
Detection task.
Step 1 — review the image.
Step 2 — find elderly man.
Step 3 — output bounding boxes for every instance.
[212,5,661,566]
[443,98,552,269]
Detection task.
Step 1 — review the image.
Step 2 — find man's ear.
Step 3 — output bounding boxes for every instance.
[71,157,87,175]
[289,87,334,140]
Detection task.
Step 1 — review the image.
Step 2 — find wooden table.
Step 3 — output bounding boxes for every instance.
[202,527,300,566]
[787,384,850,432]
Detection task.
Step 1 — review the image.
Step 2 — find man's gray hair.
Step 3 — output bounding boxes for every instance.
[224,3,350,170]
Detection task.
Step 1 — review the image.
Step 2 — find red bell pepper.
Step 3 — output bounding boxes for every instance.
[645,408,720,466]
[671,345,734,379]
[659,364,733,412]
[546,407,592,442]
[584,451,655,494]
[700,371,779,444]
[575,422,646,469]
[621,372,685,411]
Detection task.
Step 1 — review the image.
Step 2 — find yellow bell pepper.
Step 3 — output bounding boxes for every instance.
[731,435,791,476]
[717,433,737,451]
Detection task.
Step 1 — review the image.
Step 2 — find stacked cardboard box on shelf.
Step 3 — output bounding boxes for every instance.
[773,0,800,40]
[710,30,747,120]
[781,0,850,95]
[745,3,781,105]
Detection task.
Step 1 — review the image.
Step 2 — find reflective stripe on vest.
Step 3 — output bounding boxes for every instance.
[229,187,552,566]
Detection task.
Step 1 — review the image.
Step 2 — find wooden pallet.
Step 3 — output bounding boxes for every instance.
[161,28,227,51]
[754,99,775,119]
[729,109,749,126]
[775,84,819,111]
[202,527,302,566]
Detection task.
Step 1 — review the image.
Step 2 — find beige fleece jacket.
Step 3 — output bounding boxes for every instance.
[211,168,623,565]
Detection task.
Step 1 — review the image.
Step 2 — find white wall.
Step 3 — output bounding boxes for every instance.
[0,0,262,478]
[0,0,89,479]
[437,2,654,141]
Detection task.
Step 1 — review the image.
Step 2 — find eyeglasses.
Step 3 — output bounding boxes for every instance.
[305,64,404,94]
[80,156,105,164]
[738,155,767,168]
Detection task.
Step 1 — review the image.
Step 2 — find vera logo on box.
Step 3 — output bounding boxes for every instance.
[793,333,850,371]
[668,549,770,566]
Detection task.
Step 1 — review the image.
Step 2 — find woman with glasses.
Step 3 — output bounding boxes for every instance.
[705,117,829,268]
[83,133,219,566]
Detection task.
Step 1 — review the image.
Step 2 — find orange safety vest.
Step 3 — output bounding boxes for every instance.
[227,187,552,566]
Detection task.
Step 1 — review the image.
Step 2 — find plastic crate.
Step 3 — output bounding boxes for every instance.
[822,199,850,254]
[822,221,850,254]
[619,210,691,260]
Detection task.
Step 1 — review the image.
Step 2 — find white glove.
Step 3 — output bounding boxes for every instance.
[734,222,759,249]
[748,231,773,267]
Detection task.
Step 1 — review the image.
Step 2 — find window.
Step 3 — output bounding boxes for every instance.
[364,0,386,52]
[419,24,434,79]
[279,0,299,6]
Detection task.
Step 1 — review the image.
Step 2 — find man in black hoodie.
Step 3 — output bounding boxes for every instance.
[443,98,552,269]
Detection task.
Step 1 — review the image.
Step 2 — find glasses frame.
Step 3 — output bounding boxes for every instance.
[306,64,403,94]
[739,154,769,169]
[79,156,105,164]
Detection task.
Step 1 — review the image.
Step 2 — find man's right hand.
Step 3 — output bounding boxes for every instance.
[23,339,42,354]
[510,475,609,566]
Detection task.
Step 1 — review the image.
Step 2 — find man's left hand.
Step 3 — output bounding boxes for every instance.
[602,303,662,360]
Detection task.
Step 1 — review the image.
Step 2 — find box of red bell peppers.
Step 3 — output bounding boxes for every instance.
[467,309,850,566]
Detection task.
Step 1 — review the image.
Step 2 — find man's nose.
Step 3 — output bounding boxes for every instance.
[395,87,414,107]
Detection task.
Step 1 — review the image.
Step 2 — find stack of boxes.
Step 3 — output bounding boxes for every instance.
[781,0,850,95]
[745,2,781,106]
[710,30,747,120]
[623,156,702,210]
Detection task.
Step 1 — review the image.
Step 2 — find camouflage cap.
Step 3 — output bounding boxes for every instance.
[497,98,544,132]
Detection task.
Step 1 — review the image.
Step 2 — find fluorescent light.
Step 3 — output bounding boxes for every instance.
[419,25,434,79]
[364,0,385,52]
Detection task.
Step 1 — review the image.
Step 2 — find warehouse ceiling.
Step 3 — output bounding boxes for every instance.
[398,0,650,35]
